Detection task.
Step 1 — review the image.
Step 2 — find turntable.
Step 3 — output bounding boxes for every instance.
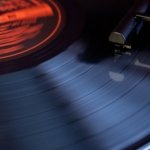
[0,0,150,150]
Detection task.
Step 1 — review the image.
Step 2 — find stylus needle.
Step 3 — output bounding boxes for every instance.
[0,3,54,24]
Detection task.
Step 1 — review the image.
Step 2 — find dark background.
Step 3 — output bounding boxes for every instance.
[77,0,134,14]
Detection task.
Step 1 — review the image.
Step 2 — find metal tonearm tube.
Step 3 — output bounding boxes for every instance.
[109,0,150,49]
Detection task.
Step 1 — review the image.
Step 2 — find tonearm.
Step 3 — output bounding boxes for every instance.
[109,0,150,53]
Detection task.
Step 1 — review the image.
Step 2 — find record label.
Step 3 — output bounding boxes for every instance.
[0,0,65,61]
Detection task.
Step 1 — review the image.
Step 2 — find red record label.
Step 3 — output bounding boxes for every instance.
[0,0,65,61]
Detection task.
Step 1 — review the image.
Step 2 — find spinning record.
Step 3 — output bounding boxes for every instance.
[0,38,150,150]
[0,1,150,150]
[0,0,85,74]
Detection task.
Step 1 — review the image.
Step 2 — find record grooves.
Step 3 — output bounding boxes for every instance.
[0,1,150,150]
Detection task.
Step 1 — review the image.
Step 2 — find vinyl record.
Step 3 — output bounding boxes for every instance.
[0,1,150,150]
[0,37,150,150]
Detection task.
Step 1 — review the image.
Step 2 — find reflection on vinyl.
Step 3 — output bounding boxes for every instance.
[1,39,150,150]
[0,0,150,150]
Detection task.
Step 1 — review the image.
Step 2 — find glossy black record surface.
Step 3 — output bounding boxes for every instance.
[0,37,150,150]
[0,1,150,150]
